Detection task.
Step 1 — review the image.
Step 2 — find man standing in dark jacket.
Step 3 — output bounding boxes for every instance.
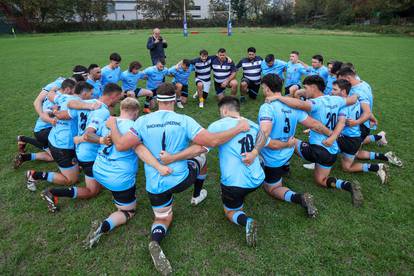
[147,28,168,65]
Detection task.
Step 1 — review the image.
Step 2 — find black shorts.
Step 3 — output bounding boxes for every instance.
[174,82,189,97]
[360,124,371,141]
[112,185,136,206]
[221,184,259,210]
[337,135,362,157]
[214,81,229,95]
[148,162,197,208]
[285,84,301,95]
[264,164,289,185]
[34,127,52,150]
[151,88,158,98]
[134,88,143,97]
[78,161,94,178]
[241,78,260,99]
[298,141,337,168]
[48,143,78,169]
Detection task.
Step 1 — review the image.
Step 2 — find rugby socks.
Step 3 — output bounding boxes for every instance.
[369,134,382,142]
[19,136,44,150]
[283,190,303,205]
[362,163,380,172]
[326,177,352,192]
[100,218,115,233]
[21,153,35,162]
[193,174,206,197]
[151,224,167,244]
[144,99,150,109]
[369,152,388,161]
[50,187,77,198]
[32,171,54,182]
[232,211,248,227]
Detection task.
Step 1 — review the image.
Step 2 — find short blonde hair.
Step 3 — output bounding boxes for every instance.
[120,97,140,113]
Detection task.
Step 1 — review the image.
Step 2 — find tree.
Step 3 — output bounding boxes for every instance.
[136,0,193,21]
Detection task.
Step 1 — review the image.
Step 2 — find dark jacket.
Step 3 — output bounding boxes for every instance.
[146,36,168,64]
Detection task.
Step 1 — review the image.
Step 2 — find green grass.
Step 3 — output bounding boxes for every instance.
[1,28,413,275]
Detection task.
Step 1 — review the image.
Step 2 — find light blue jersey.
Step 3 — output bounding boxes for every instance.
[143,66,169,90]
[130,110,203,194]
[306,66,329,84]
[120,70,145,91]
[208,117,265,189]
[48,94,80,149]
[168,64,194,85]
[340,101,361,138]
[86,78,103,99]
[324,75,336,95]
[93,118,138,192]
[309,95,347,154]
[285,62,306,87]
[261,60,287,79]
[33,98,54,132]
[349,81,373,129]
[101,65,121,86]
[258,101,308,167]
[43,77,65,92]
[69,100,110,162]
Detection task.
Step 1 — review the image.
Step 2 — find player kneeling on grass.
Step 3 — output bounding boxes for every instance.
[244,74,333,218]
[332,79,389,184]
[84,97,167,248]
[120,61,153,113]
[161,96,263,247]
[106,83,250,275]
[25,79,82,191]
[15,65,88,166]
[168,59,194,109]
[40,83,123,212]
[337,67,402,167]
[268,75,363,207]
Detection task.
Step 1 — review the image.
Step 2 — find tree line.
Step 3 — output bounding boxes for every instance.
[2,0,413,28]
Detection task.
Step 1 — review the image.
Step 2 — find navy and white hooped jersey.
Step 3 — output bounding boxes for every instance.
[207,117,266,189]
[48,94,81,149]
[69,100,110,162]
[349,81,373,129]
[309,95,347,154]
[211,57,236,84]
[191,56,215,82]
[258,101,308,168]
[340,100,361,138]
[236,56,263,83]
[93,118,138,192]
[130,110,203,194]
[101,65,121,86]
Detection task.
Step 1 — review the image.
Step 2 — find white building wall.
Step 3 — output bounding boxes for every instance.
[106,0,210,21]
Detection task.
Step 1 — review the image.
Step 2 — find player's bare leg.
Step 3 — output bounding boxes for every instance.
[230,79,238,97]
[175,83,184,109]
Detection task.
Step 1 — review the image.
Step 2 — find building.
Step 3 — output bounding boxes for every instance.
[106,0,210,21]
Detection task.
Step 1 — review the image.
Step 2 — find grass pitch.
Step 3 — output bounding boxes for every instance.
[0,28,413,274]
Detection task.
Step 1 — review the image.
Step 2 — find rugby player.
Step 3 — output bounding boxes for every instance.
[101,52,122,86]
[142,58,169,112]
[236,47,262,102]
[284,51,306,96]
[168,59,194,108]
[212,48,238,101]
